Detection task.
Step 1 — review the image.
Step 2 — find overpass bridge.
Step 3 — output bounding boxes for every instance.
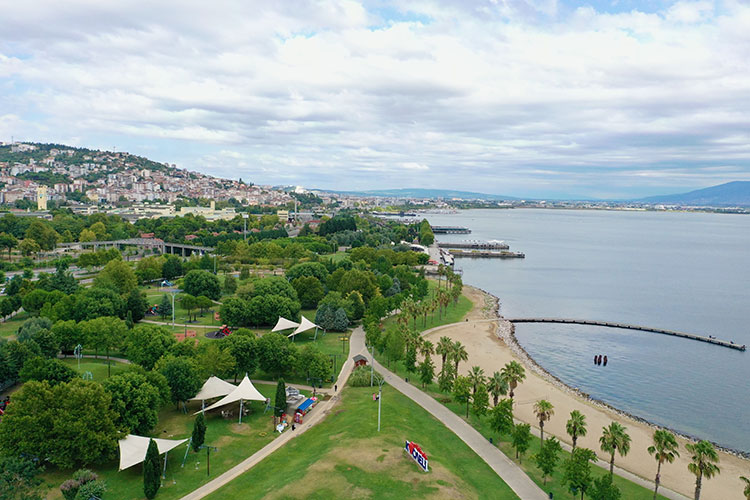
[59,238,214,256]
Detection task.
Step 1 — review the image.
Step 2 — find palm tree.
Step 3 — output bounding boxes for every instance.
[487,371,508,406]
[740,476,750,500]
[647,429,680,500]
[468,365,486,395]
[451,341,469,378]
[566,410,587,451]
[686,440,720,500]
[599,421,632,476]
[419,339,434,359]
[533,399,554,445]
[436,336,453,373]
[500,361,526,400]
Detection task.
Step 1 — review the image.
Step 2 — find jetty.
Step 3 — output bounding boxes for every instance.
[431,226,471,234]
[451,249,525,259]
[438,240,510,250]
[506,318,746,351]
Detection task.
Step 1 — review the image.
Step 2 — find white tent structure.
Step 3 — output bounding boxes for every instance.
[289,316,320,340]
[118,434,188,471]
[198,374,266,423]
[189,376,237,410]
[272,317,299,332]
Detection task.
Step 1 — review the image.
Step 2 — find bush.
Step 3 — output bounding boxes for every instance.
[348,365,373,387]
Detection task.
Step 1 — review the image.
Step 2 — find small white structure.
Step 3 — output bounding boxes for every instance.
[190,376,237,410]
[118,434,188,471]
[198,374,266,423]
[290,316,319,339]
[272,317,300,332]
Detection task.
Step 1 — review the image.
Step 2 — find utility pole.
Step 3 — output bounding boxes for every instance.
[377,377,385,432]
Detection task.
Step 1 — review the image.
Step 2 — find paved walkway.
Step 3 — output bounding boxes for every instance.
[179,326,366,500]
[371,357,548,500]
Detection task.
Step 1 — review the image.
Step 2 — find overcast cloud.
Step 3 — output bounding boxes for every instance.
[1,0,749,198]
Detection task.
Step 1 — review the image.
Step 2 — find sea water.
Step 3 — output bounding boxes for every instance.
[424,208,750,451]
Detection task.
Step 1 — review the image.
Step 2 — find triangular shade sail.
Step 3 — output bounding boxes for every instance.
[290,316,318,337]
[189,375,236,401]
[118,434,188,470]
[272,317,300,332]
[198,374,266,414]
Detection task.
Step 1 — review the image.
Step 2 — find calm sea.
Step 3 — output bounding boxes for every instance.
[423,209,750,452]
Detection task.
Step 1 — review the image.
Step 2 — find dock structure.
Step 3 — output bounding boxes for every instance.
[450,249,525,259]
[431,225,471,234]
[506,318,746,351]
[438,241,510,250]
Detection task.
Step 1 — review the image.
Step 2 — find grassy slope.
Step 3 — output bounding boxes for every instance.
[41,384,304,500]
[60,358,129,380]
[206,385,518,500]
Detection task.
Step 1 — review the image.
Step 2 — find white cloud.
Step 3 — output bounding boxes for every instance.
[0,0,749,196]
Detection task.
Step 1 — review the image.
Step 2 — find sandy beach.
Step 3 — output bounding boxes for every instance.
[425,285,749,500]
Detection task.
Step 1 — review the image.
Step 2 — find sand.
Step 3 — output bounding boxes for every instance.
[424,285,749,500]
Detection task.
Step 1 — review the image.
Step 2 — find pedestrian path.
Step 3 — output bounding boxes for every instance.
[179,326,366,500]
[371,356,548,500]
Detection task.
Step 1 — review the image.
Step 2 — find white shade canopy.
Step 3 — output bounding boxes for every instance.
[198,374,266,414]
[272,317,300,332]
[118,434,188,470]
[290,316,318,337]
[189,376,236,401]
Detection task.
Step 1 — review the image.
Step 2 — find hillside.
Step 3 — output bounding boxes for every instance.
[639,181,750,206]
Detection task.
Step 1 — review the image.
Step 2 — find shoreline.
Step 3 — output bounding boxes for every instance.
[431,284,750,500]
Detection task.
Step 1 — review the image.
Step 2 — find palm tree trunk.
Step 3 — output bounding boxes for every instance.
[695,474,702,500]
[572,436,577,451]
[539,422,544,446]
[654,461,662,500]
[493,394,498,406]
[610,453,615,475]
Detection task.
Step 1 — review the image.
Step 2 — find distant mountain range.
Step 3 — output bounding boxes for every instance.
[316,187,517,201]
[638,181,750,206]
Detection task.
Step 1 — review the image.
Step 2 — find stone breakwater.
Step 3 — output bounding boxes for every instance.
[478,287,750,460]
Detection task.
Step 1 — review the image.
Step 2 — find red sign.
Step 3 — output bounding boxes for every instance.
[405,440,429,472]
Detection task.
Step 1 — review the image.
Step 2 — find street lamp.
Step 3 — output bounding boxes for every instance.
[376,375,386,432]
[242,213,249,241]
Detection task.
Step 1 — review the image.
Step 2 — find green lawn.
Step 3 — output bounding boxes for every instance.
[206,384,519,500]
[383,282,473,334]
[61,358,129,380]
[40,384,303,500]
[0,312,28,339]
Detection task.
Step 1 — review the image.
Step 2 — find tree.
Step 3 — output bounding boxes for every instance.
[135,256,163,283]
[0,232,18,260]
[332,307,349,331]
[192,413,206,451]
[647,429,680,500]
[566,410,588,452]
[49,261,78,294]
[418,356,435,388]
[599,421,632,476]
[126,289,148,323]
[159,293,172,320]
[490,398,514,436]
[534,436,562,485]
[384,328,405,367]
[18,239,40,258]
[183,269,221,300]
[511,423,532,463]
[488,371,508,406]
[686,440,720,500]
[143,439,161,499]
[103,371,162,434]
[533,399,555,445]
[286,262,329,282]
[223,273,237,295]
[21,289,50,316]
[564,448,598,500]
[590,472,622,500]
[471,383,490,418]
[452,375,472,418]
[157,356,202,408]
[225,334,258,382]
[25,220,59,250]
[451,341,468,378]
[81,316,126,376]
[124,324,176,370]
[0,379,118,468]
[740,476,750,500]
[195,295,214,317]
[195,342,236,379]
[0,456,44,500]
[435,336,453,373]
[346,291,365,321]
[257,333,297,378]
[467,365,486,395]
[180,293,198,322]
[19,356,77,385]
[94,259,138,295]
[162,255,183,280]
[274,378,286,422]
[500,360,526,400]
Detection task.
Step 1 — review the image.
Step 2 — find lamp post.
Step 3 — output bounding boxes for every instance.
[377,376,386,432]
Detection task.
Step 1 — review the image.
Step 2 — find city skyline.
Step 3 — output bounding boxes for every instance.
[2,0,749,199]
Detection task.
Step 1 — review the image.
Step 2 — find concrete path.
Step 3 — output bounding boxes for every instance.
[179,326,366,500]
[371,357,548,500]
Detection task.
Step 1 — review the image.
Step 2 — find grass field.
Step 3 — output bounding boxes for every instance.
[60,357,130,380]
[0,312,28,339]
[206,384,519,500]
[40,384,300,500]
[382,281,473,334]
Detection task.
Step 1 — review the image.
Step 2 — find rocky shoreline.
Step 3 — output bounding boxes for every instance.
[470,284,750,461]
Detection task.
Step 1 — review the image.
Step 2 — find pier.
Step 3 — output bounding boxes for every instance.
[506,318,746,351]
[451,249,525,259]
[431,225,471,234]
[438,241,510,250]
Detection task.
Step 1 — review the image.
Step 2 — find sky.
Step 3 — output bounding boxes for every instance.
[1,0,749,199]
